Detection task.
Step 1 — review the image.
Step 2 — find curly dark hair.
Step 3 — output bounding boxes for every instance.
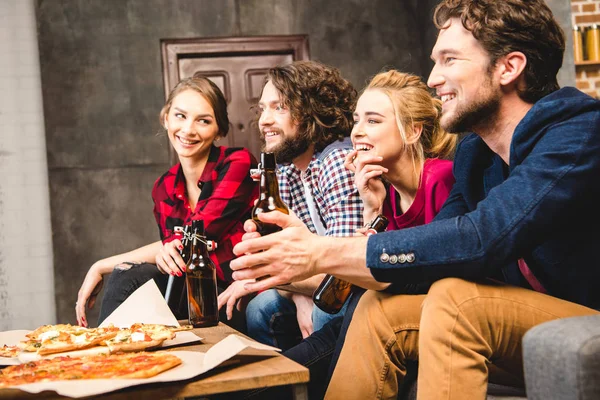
[265,61,357,152]
[434,0,565,103]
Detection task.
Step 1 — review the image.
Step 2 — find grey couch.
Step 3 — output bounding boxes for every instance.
[522,315,600,400]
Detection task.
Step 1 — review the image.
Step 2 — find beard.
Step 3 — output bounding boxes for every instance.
[261,131,311,165]
[442,77,501,134]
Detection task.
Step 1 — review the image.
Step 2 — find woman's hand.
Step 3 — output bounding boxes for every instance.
[344,150,388,220]
[76,264,104,327]
[155,239,186,276]
[217,279,255,320]
[291,293,314,339]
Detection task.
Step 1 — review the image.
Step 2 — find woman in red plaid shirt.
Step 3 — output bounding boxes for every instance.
[75,76,258,329]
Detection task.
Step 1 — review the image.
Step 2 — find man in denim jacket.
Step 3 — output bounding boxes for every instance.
[230,0,600,398]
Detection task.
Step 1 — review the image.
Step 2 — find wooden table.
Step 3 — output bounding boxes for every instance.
[0,323,310,399]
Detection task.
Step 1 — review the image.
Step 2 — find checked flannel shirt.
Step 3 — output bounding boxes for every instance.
[152,145,258,282]
[278,141,363,237]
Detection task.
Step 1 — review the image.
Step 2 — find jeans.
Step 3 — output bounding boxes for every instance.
[99,262,167,324]
[222,287,365,400]
[245,288,350,351]
[98,262,247,333]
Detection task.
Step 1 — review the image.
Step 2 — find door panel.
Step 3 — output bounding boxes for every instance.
[161,36,310,162]
[179,53,293,157]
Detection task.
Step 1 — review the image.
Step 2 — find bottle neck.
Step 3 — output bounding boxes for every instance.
[192,233,209,257]
[259,169,280,199]
[190,221,209,258]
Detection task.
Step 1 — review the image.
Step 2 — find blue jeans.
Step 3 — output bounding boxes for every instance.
[245,288,350,351]
[219,287,365,400]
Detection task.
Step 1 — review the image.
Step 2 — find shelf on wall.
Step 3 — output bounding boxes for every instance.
[575,60,600,66]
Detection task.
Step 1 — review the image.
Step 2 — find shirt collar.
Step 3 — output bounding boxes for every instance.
[171,144,220,201]
[278,152,319,178]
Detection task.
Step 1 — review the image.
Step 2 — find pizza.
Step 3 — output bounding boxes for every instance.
[104,324,177,353]
[18,324,121,356]
[5,323,193,358]
[0,351,182,387]
[0,345,19,358]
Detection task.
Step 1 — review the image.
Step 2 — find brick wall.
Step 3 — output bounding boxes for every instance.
[0,0,56,329]
[572,0,600,98]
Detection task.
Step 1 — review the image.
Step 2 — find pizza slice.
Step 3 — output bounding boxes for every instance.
[25,324,78,340]
[104,324,176,353]
[0,351,182,387]
[0,345,20,358]
[19,324,121,356]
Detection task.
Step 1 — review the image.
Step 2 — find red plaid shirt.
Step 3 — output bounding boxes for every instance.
[152,145,258,283]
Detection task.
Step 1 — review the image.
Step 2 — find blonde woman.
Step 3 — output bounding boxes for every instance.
[346,69,457,236]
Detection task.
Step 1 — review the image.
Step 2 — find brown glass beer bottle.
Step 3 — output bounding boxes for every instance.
[164,225,191,319]
[186,220,219,327]
[313,214,389,314]
[251,152,289,235]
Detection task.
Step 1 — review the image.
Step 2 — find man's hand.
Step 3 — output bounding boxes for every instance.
[231,211,321,293]
[292,293,314,339]
[217,279,255,320]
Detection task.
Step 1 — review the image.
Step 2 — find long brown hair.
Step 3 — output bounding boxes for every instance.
[160,74,230,136]
[266,61,357,152]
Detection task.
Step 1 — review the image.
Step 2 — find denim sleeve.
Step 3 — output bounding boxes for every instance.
[367,104,600,284]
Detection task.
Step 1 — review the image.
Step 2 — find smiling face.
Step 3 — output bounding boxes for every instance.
[427,18,502,133]
[351,89,404,167]
[164,89,220,161]
[257,80,308,164]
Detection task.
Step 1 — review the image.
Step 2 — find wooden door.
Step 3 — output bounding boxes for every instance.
[161,36,310,162]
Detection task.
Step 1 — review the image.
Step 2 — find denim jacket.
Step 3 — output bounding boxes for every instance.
[367,87,600,309]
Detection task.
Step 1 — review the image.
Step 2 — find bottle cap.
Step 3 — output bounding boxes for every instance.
[261,152,277,169]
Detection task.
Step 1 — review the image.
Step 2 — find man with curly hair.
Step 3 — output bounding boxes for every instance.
[228,0,600,398]
[218,60,363,351]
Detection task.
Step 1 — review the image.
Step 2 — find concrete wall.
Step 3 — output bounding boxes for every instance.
[34,0,574,325]
[36,0,441,325]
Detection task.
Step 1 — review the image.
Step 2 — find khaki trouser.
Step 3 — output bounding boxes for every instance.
[325,278,599,400]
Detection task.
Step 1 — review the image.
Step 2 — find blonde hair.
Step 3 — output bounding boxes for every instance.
[365,69,457,178]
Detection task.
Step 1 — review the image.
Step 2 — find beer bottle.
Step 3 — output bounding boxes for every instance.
[251,152,289,235]
[313,215,389,314]
[186,220,219,327]
[165,225,191,319]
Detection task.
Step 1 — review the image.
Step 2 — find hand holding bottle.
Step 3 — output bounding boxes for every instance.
[251,152,290,235]
[231,210,320,292]
[155,239,186,276]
